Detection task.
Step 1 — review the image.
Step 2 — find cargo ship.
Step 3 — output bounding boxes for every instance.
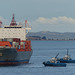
[0,14,32,66]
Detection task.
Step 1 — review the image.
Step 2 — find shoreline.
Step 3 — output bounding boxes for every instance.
[30,39,75,41]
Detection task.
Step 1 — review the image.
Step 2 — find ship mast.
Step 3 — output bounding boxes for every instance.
[10,14,17,26]
[25,20,31,40]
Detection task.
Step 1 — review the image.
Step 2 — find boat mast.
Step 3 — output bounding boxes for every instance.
[55,53,59,58]
[67,49,68,56]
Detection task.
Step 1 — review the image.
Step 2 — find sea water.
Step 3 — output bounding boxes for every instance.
[0,40,75,75]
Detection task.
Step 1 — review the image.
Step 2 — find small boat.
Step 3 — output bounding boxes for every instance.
[58,49,75,63]
[43,53,66,67]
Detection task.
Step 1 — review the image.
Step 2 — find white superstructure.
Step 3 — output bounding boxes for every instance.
[0,14,31,40]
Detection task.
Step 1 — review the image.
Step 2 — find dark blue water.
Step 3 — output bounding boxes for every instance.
[1,41,75,75]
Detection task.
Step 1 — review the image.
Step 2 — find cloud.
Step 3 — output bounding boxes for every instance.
[32,16,75,25]
[30,16,75,32]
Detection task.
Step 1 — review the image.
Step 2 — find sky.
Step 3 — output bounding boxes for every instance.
[0,0,75,32]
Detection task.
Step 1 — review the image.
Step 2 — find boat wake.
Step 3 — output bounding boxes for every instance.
[17,63,44,68]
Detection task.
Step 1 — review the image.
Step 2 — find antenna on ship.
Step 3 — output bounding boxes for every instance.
[25,20,29,28]
[25,20,27,28]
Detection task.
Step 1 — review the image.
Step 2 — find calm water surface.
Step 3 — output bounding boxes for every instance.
[1,41,75,75]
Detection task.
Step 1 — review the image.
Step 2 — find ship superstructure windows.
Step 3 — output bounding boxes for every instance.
[0,28,26,40]
[4,27,22,28]
[0,14,31,40]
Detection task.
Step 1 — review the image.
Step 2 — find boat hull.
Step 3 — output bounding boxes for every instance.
[59,59,75,63]
[43,61,66,67]
[0,48,32,66]
[0,60,29,66]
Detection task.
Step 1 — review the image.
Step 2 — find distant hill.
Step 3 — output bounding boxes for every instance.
[27,31,75,40]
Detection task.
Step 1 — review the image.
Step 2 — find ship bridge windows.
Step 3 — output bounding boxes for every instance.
[4,27,22,28]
